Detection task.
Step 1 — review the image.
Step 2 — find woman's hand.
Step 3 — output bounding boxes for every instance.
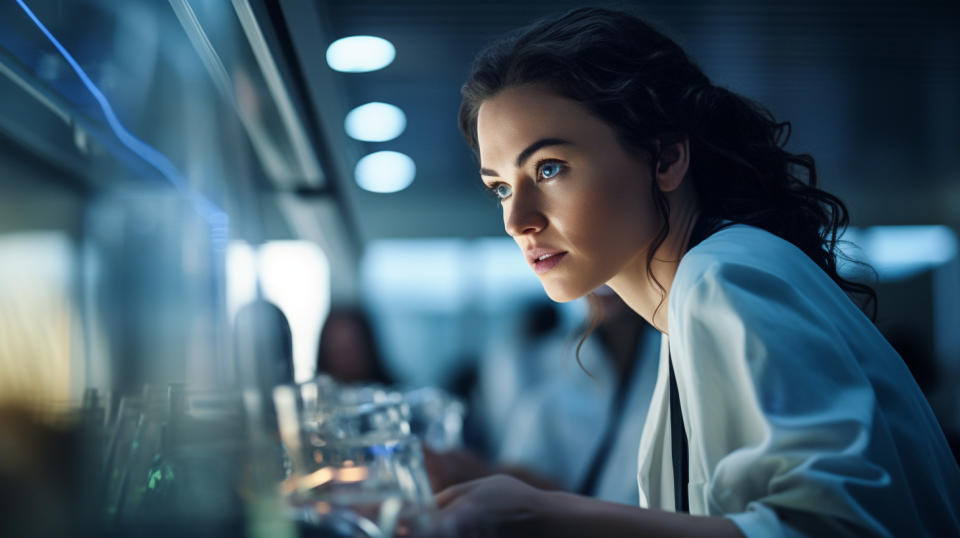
[429,474,551,538]
[423,474,745,538]
[422,447,491,492]
[423,447,562,493]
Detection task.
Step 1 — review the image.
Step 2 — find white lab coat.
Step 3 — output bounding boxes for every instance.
[636,224,960,536]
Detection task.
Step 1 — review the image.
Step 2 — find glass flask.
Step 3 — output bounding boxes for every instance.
[274,384,434,537]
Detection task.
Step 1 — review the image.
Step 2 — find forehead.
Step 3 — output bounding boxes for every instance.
[476,85,615,162]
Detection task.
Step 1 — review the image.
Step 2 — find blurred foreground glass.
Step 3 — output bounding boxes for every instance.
[96,384,257,535]
[403,388,465,452]
[333,384,465,451]
[274,383,435,537]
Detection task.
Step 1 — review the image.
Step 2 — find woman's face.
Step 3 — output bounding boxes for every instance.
[323,317,375,383]
[476,84,660,302]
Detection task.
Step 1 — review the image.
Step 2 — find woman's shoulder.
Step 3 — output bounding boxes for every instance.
[679,222,810,275]
[670,223,830,310]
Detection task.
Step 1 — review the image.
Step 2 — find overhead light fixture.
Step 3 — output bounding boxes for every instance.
[344,102,406,142]
[355,151,415,193]
[326,36,395,73]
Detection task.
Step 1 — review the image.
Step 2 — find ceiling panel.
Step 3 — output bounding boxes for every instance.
[287,0,960,240]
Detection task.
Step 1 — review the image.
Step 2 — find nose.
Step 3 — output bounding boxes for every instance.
[504,186,547,237]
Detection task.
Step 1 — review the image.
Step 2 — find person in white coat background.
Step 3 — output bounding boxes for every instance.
[428,291,660,506]
[431,6,960,537]
[495,291,659,505]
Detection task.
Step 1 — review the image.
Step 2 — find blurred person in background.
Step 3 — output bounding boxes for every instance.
[496,289,658,504]
[234,299,295,391]
[475,299,562,455]
[315,305,394,386]
[427,288,659,507]
[432,6,960,537]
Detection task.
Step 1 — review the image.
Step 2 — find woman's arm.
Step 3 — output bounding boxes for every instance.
[543,488,744,538]
[424,446,563,492]
[432,474,744,538]
[668,251,931,536]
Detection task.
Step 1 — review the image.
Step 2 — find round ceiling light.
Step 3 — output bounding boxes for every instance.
[355,151,415,193]
[345,102,406,142]
[326,36,395,73]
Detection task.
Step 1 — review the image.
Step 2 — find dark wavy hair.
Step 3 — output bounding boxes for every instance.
[317,306,394,386]
[458,7,877,351]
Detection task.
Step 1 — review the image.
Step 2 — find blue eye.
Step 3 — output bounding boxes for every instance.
[495,183,512,200]
[538,161,563,179]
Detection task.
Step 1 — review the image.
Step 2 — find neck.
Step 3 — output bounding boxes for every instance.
[597,318,644,375]
[606,192,700,335]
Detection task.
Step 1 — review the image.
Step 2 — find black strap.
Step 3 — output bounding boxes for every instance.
[576,340,642,497]
[666,214,715,514]
[669,353,689,513]
[662,214,727,512]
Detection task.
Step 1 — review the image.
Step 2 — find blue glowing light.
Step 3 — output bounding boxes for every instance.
[344,102,406,142]
[354,151,415,193]
[841,225,958,281]
[16,0,229,249]
[326,36,395,73]
[369,443,399,457]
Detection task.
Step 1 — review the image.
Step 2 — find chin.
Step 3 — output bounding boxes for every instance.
[541,281,589,303]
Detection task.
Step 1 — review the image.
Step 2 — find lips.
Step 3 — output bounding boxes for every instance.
[526,247,567,275]
[533,252,566,274]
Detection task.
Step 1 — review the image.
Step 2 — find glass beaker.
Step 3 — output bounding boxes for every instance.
[273,385,434,537]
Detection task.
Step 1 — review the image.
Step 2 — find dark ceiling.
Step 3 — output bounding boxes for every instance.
[280,1,960,243]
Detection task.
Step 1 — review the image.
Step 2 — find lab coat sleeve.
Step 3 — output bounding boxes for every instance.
[672,260,896,537]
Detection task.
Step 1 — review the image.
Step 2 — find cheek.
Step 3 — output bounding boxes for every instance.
[579,175,642,223]
[564,179,654,256]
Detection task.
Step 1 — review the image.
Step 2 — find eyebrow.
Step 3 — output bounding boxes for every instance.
[479,138,573,177]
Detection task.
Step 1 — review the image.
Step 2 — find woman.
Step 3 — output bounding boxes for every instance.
[433,7,960,537]
[316,306,394,386]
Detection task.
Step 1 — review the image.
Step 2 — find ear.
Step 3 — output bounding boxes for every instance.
[654,137,690,193]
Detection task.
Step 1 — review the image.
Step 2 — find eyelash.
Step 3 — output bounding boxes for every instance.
[484,159,567,203]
